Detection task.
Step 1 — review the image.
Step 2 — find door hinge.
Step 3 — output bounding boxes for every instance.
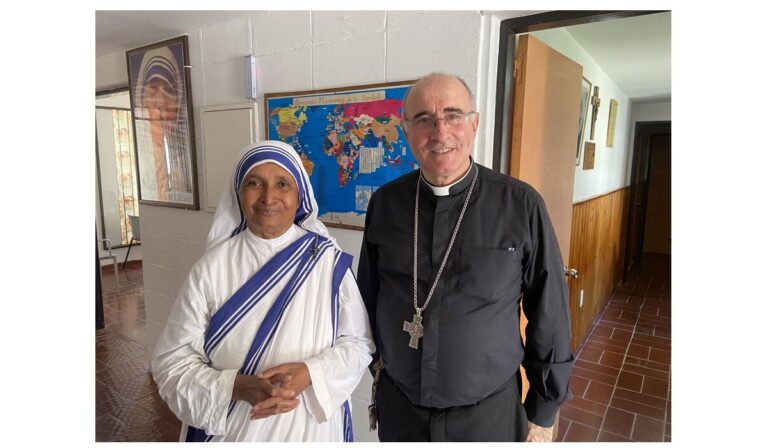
[513,59,521,84]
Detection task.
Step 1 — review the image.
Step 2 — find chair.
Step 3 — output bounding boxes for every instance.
[98,238,119,293]
[123,215,141,269]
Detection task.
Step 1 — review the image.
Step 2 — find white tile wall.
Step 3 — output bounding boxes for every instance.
[255,47,314,93]
[142,262,178,299]
[145,291,176,325]
[386,13,481,82]
[140,233,172,268]
[204,59,247,106]
[202,18,252,65]
[187,30,204,68]
[145,318,166,355]
[251,11,312,56]
[311,11,386,44]
[351,395,377,442]
[312,34,387,89]
[189,66,206,127]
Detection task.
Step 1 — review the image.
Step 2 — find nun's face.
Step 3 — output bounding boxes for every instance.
[240,163,300,239]
[142,78,179,121]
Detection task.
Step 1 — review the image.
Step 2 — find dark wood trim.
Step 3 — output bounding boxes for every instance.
[96,228,104,330]
[568,188,631,351]
[573,186,630,205]
[96,86,130,97]
[96,106,131,112]
[492,10,669,172]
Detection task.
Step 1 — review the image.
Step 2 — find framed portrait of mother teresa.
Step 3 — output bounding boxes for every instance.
[126,36,199,209]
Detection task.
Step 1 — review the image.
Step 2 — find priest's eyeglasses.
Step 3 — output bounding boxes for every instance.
[404,111,477,130]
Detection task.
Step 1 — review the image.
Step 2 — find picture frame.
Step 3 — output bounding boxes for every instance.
[126,36,199,209]
[583,141,596,170]
[606,98,618,148]
[576,76,592,165]
[264,80,417,230]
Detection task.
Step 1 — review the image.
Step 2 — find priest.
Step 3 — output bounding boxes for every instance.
[358,73,574,442]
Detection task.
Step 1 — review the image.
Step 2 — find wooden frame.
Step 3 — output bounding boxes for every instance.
[606,98,618,147]
[576,77,592,165]
[264,80,416,230]
[126,36,199,209]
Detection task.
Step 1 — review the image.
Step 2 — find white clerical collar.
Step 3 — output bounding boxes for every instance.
[422,162,474,197]
[246,223,297,247]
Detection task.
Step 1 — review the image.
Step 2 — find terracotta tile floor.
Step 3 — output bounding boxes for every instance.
[555,252,671,442]
[96,262,182,442]
[96,253,671,442]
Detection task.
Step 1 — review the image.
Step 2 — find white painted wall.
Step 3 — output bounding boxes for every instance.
[95,10,520,441]
[531,28,634,202]
[627,100,672,179]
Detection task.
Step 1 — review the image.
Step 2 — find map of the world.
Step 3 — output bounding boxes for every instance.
[266,83,417,228]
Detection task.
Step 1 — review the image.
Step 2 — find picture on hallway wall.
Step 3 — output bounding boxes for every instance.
[583,141,596,170]
[264,81,416,229]
[576,77,592,165]
[606,98,618,148]
[126,36,199,209]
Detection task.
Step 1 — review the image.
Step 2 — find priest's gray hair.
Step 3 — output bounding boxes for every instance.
[402,73,476,118]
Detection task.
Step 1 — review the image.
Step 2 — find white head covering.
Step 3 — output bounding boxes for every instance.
[134,46,183,120]
[206,140,334,250]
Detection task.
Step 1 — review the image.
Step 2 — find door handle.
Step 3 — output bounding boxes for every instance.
[564,266,579,279]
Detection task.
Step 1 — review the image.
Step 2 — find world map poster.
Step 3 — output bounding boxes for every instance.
[265,81,417,229]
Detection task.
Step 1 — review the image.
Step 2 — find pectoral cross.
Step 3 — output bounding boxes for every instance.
[309,235,319,259]
[589,85,601,140]
[402,312,424,349]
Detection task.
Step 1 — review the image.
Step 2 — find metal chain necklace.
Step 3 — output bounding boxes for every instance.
[403,164,479,349]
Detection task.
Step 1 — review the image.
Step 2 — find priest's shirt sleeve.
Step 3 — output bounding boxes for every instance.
[520,192,575,427]
[303,270,375,422]
[151,264,237,436]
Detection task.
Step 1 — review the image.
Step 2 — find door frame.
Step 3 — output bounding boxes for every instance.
[492,10,665,172]
[622,121,672,280]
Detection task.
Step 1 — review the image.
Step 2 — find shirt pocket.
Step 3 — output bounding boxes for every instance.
[457,245,523,301]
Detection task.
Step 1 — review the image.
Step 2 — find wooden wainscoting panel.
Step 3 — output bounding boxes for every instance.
[567,188,630,352]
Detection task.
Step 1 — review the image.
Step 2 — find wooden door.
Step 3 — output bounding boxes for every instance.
[510,35,580,263]
[642,135,671,254]
[509,35,582,413]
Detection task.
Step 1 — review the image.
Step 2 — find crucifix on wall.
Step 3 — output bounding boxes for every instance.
[589,85,601,140]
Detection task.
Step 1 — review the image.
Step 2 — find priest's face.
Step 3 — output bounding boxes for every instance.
[403,75,479,186]
[240,162,299,239]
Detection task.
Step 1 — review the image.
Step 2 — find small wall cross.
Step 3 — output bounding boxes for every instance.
[589,85,601,140]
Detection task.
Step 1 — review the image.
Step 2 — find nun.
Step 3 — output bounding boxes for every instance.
[152,140,374,442]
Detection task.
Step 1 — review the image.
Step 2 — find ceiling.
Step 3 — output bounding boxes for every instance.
[562,12,671,102]
[95,11,251,57]
[96,11,671,102]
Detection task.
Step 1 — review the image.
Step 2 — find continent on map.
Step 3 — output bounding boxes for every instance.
[300,152,314,177]
[321,99,405,187]
[270,106,308,141]
[343,99,402,152]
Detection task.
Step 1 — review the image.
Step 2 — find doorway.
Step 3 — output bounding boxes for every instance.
[96,89,141,256]
[623,121,671,279]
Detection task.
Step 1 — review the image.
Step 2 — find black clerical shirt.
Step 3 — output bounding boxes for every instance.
[357,162,574,427]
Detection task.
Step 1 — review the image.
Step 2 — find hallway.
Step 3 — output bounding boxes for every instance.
[95,254,671,442]
[555,252,671,442]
